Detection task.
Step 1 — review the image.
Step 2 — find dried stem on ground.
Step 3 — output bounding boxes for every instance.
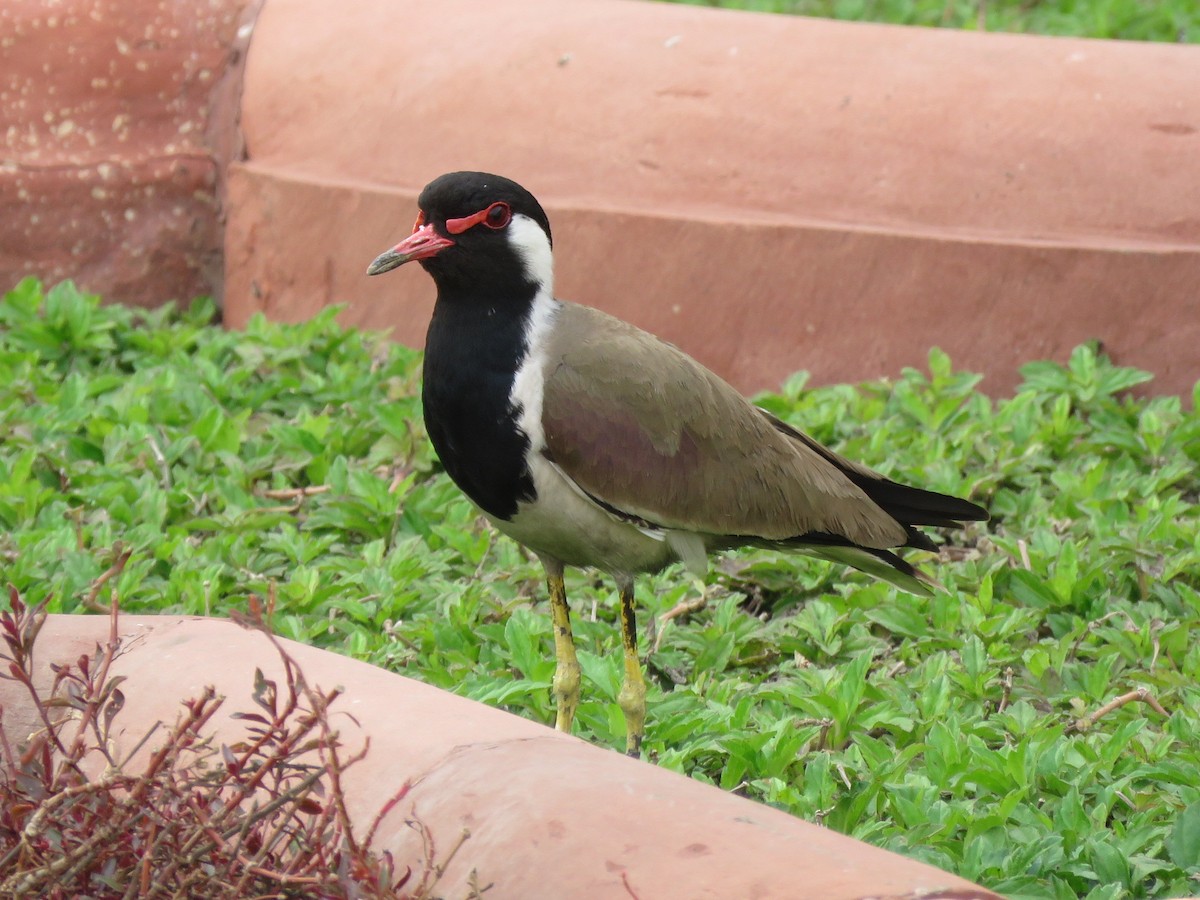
[0,588,482,899]
[1068,686,1170,734]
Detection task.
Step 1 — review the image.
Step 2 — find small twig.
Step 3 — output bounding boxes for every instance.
[138,820,155,896]
[69,506,85,551]
[466,867,495,897]
[621,869,642,900]
[796,717,834,750]
[1067,610,1136,663]
[432,827,472,884]
[730,649,779,669]
[80,547,132,613]
[995,666,1014,716]
[834,762,853,791]
[1069,687,1169,733]
[254,503,308,520]
[812,804,835,826]
[20,774,134,841]
[257,485,331,500]
[1148,619,1163,673]
[254,463,408,501]
[641,614,657,662]
[387,465,412,493]
[232,613,370,866]
[1016,538,1031,571]
[382,620,420,653]
[5,794,135,895]
[239,864,323,885]
[54,599,126,781]
[362,780,412,852]
[652,594,709,654]
[145,433,171,490]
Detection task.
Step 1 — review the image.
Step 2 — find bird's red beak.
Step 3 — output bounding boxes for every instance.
[366,223,454,275]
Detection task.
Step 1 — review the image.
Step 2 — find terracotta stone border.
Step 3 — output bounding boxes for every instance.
[0,0,259,308]
[0,613,1004,899]
[222,0,1200,395]
[3,0,1196,392]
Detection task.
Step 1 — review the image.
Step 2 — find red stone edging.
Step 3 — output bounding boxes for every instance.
[225,0,1199,394]
[0,613,1003,899]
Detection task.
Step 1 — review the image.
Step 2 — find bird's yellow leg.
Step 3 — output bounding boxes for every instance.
[545,564,581,734]
[617,579,647,757]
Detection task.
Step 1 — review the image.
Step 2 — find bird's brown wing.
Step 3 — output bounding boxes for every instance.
[538,304,908,550]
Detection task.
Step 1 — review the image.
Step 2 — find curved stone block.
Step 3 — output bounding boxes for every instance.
[0,0,258,307]
[223,0,1200,394]
[0,614,1004,899]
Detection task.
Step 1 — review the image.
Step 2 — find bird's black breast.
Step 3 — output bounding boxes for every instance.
[422,299,536,520]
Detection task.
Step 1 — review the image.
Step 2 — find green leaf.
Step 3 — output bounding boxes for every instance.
[5,279,1200,899]
[1167,801,1200,871]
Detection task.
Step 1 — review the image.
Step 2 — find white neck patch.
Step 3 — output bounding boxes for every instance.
[508,289,560,454]
[507,213,554,297]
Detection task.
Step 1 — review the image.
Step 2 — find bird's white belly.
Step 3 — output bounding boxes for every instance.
[486,456,675,576]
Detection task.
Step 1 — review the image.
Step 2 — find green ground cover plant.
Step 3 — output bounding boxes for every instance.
[1,279,1198,897]
[664,0,1197,43]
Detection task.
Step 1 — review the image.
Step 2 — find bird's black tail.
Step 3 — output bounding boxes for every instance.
[763,408,988,592]
[761,409,988,559]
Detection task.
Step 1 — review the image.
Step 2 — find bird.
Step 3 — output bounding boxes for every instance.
[367,171,988,756]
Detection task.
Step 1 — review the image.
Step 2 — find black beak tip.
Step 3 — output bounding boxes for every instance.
[366,250,403,277]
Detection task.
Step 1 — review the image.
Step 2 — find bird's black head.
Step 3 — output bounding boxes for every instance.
[366,171,554,300]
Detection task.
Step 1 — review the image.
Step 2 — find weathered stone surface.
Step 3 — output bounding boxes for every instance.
[5,0,1197,391]
[224,0,1199,394]
[0,614,1005,899]
[0,0,258,307]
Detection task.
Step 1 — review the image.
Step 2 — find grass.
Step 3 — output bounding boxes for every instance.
[1,278,1199,898]
[661,0,1197,42]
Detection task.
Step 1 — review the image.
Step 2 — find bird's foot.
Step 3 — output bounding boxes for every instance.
[618,695,645,757]
[552,656,581,733]
[618,651,647,757]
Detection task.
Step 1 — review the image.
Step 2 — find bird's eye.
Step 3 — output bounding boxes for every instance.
[484,202,512,229]
[412,210,426,232]
[445,202,512,235]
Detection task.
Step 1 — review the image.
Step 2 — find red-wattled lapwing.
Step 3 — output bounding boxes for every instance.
[367,171,988,756]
